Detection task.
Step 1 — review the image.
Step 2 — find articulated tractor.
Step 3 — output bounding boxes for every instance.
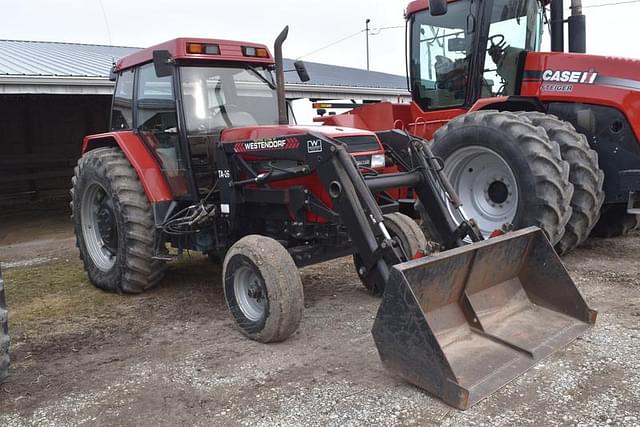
[319,0,640,255]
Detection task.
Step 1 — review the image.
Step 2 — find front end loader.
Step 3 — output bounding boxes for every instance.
[71,28,595,409]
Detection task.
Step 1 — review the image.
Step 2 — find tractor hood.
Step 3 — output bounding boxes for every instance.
[520,51,640,139]
[221,125,381,144]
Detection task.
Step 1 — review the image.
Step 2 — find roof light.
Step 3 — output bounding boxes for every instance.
[242,46,269,58]
[186,42,220,55]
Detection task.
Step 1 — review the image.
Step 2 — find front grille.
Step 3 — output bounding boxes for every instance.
[335,135,381,153]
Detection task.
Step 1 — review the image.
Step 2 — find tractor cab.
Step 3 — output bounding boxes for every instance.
[408,0,545,110]
[109,38,296,199]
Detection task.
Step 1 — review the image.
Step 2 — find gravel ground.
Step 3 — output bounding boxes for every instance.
[0,210,638,426]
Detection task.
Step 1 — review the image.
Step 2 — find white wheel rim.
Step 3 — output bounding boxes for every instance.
[444,146,519,237]
[233,265,267,322]
[80,183,117,271]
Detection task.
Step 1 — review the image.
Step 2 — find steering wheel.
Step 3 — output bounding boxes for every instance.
[488,34,506,51]
[487,34,508,64]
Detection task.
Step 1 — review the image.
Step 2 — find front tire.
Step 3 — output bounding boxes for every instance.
[223,235,304,343]
[431,110,574,245]
[71,147,165,293]
[354,212,428,295]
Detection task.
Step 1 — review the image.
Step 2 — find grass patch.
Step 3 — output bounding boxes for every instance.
[1,254,222,337]
[2,260,124,328]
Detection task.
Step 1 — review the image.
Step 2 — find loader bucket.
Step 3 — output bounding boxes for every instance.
[371,226,596,410]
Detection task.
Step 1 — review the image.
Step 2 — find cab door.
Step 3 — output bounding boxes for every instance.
[134,63,195,199]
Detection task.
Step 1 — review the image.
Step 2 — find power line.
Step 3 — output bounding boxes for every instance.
[296,24,405,60]
[296,29,365,60]
[97,0,113,45]
[582,0,640,8]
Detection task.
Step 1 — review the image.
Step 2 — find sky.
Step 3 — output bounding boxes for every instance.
[1,0,639,78]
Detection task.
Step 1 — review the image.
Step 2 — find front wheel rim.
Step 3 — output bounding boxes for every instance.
[233,265,267,322]
[443,146,519,237]
[80,183,118,271]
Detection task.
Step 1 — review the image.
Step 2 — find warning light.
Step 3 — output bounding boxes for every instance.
[242,46,269,58]
[186,43,220,55]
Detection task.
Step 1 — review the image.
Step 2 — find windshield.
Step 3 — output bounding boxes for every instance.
[180,66,278,134]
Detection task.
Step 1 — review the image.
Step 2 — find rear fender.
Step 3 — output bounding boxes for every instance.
[469,96,545,113]
[82,131,173,203]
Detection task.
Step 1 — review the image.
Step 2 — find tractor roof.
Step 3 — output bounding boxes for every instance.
[115,37,274,71]
[406,0,550,16]
[406,0,434,16]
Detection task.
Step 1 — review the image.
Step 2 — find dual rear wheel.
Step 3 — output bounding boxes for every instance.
[430,110,632,255]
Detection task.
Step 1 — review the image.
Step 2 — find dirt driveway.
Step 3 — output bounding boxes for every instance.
[0,208,638,426]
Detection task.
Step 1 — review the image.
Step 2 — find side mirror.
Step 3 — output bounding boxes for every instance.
[109,65,117,82]
[294,60,310,82]
[152,50,173,78]
[429,0,448,16]
[447,37,467,52]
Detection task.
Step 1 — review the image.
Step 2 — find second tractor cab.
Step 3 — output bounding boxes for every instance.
[319,0,640,254]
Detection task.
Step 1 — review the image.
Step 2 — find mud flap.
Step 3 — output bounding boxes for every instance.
[371,227,596,410]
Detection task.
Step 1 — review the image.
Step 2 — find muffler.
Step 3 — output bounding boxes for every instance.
[372,227,596,410]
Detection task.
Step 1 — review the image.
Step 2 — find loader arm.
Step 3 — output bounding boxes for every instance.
[217,130,481,288]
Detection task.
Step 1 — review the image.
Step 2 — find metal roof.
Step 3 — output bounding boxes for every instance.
[0,39,407,91]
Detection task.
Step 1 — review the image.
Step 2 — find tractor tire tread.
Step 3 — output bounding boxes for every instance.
[71,147,165,294]
[516,111,604,254]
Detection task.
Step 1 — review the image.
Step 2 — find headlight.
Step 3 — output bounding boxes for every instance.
[371,154,386,168]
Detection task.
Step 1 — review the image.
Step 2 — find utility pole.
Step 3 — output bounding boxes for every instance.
[365,18,371,70]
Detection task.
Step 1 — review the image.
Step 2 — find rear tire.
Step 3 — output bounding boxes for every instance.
[223,235,304,343]
[0,270,9,383]
[354,212,427,295]
[431,110,573,245]
[71,147,165,293]
[517,112,605,255]
[591,204,640,237]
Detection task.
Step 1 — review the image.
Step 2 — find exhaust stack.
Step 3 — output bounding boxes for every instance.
[550,0,587,53]
[568,0,586,53]
[274,26,289,125]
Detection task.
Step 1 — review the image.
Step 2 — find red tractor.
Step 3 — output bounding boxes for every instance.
[319,0,640,254]
[71,28,595,409]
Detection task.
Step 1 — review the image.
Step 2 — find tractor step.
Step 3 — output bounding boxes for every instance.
[627,191,640,215]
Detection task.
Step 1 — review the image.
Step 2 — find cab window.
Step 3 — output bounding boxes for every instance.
[482,0,544,96]
[111,69,134,130]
